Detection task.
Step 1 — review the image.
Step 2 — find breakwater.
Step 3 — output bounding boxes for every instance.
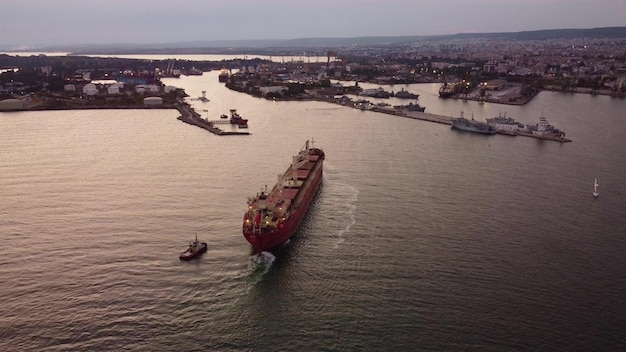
[175,102,249,136]
[384,106,571,142]
[325,98,571,142]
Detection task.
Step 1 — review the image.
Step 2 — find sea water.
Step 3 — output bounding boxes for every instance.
[1,71,625,351]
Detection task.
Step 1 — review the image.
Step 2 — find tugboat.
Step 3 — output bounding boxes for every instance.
[229,109,249,128]
[179,235,208,261]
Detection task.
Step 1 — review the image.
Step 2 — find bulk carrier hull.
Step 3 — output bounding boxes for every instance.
[243,141,324,254]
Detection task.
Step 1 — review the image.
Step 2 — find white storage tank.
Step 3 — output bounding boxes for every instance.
[83,83,98,95]
[143,96,163,106]
[64,84,76,92]
[0,98,24,111]
[107,86,120,95]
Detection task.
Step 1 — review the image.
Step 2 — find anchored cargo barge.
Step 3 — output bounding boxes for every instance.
[243,140,324,254]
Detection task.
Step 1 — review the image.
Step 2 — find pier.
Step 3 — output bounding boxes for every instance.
[380,106,570,142]
[370,105,455,126]
[176,91,569,142]
[175,102,249,136]
[327,97,571,143]
[396,109,570,142]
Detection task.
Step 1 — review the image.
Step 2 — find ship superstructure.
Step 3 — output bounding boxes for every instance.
[528,111,565,138]
[486,112,526,132]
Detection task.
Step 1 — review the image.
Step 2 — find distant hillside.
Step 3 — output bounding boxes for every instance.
[292,27,626,46]
[450,27,626,41]
[7,27,626,54]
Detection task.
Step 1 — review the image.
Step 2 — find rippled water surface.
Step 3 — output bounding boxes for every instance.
[1,71,625,351]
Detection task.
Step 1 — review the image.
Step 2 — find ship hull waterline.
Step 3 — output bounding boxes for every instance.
[243,144,324,255]
[245,177,322,254]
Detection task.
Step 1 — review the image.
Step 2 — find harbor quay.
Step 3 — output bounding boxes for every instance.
[177,89,571,143]
[175,101,249,136]
[378,106,571,142]
[5,91,568,143]
[374,106,571,142]
[320,96,572,143]
[5,86,567,142]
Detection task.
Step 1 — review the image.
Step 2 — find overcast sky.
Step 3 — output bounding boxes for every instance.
[2,0,625,47]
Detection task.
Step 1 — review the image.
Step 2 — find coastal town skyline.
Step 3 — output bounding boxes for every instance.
[2,0,626,49]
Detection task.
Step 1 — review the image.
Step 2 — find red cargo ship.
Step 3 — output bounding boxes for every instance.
[243,140,324,254]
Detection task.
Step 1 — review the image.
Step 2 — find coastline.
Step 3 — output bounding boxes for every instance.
[250,93,573,143]
[2,88,569,142]
[2,99,250,136]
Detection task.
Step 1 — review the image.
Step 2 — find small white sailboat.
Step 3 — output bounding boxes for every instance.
[593,177,600,198]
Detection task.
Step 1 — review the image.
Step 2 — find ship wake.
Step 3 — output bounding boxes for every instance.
[256,251,276,265]
[316,174,359,249]
[247,251,276,281]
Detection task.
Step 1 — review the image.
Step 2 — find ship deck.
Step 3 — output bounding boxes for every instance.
[282,188,299,200]
[296,169,310,179]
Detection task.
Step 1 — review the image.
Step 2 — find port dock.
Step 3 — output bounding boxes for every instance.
[384,106,571,142]
[175,102,249,136]
[329,98,571,143]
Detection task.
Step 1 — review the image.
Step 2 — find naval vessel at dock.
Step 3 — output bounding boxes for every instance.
[451,112,497,135]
